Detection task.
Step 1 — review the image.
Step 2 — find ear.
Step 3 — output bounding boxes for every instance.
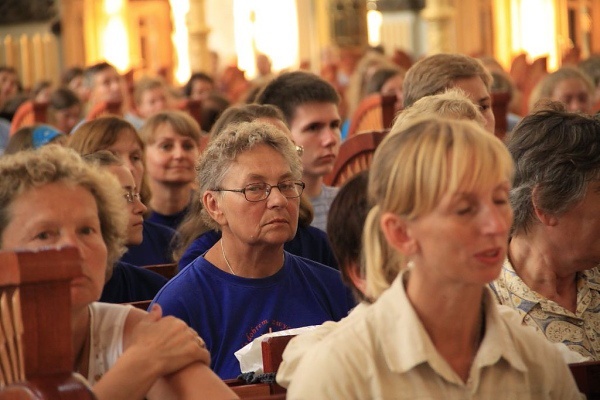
[380,211,417,256]
[531,186,558,226]
[345,261,367,296]
[202,191,227,226]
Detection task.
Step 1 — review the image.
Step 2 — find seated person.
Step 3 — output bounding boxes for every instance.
[529,66,595,114]
[127,77,170,130]
[83,151,167,303]
[139,110,201,231]
[256,71,343,232]
[152,120,355,379]
[278,171,370,388]
[0,145,237,400]
[403,53,496,134]
[174,104,338,270]
[490,102,600,360]
[4,124,66,155]
[287,117,581,399]
[48,87,83,134]
[68,116,176,266]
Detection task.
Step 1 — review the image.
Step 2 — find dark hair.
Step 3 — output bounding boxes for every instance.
[61,66,84,86]
[364,66,403,95]
[83,62,117,88]
[49,87,81,110]
[200,92,231,133]
[326,171,369,301]
[255,71,340,125]
[183,72,214,97]
[508,102,600,234]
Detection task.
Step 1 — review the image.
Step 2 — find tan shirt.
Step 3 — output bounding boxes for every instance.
[287,271,582,400]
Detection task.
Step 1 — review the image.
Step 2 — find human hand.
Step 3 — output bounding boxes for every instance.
[126,304,211,376]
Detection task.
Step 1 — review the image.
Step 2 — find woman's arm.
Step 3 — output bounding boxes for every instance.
[93,304,219,400]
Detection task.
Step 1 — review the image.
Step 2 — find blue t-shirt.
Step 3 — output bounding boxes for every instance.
[121,220,176,266]
[100,261,167,303]
[147,207,189,231]
[152,252,355,379]
[178,227,338,271]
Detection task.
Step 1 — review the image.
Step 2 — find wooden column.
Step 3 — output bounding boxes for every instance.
[420,0,456,54]
[188,0,211,73]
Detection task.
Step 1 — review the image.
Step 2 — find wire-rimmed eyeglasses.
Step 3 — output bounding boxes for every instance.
[123,190,141,204]
[211,180,305,202]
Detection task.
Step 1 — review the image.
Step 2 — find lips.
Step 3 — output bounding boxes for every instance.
[266,218,288,226]
[474,247,505,265]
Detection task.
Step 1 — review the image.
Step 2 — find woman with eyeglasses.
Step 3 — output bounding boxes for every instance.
[173,104,338,271]
[151,120,355,379]
[68,116,176,267]
[83,150,167,304]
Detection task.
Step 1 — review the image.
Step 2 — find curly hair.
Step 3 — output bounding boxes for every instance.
[0,145,128,279]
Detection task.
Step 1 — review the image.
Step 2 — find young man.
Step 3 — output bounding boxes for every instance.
[83,61,124,112]
[256,71,342,232]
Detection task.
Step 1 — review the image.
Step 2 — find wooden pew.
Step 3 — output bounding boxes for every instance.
[0,248,96,399]
[142,262,178,280]
[569,360,600,399]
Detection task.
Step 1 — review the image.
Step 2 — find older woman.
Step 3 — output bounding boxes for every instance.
[174,104,338,270]
[490,103,600,360]
[529,66,594,114]
[68,116,176,266]
[0,145,236,400]
[152,120,354,379]
[287,118,581,398]
[139,110,203,231]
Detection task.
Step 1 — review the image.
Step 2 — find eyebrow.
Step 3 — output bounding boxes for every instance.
[245,172,295,182]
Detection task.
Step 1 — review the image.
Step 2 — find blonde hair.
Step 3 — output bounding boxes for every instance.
[364,117,513,299]
[393,88,486,131]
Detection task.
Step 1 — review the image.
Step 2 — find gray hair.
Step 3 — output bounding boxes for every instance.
[508,104,600,235]
[197,120,302,230]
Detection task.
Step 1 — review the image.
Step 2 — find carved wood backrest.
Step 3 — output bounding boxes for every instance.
[569,360,600,399]
[142,263,178,280]
[324,130,388,187]
[9,101,49,136]
[85,100,123,121]
[0,248,95,399]
[347,94,396,138]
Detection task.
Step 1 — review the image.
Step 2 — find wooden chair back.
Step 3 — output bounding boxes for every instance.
[85,100,123,121]
[491,91,511,141]
[142,263,178,280]
[347,94,396,138]
[569,360,600,399]
[0,248,95,399]
[324,130,388,187]
[9,101,49,136]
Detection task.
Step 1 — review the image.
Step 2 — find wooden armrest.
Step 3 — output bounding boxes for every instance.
[569,360,600,397]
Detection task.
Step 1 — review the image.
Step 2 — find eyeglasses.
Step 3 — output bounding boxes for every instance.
[212,180,305,202]
[123,190,141,204]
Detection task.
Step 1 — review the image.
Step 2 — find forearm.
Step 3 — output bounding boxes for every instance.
[150,362,239,400]
[92,349,162,400]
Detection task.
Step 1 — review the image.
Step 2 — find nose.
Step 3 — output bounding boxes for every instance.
[267,186,289,208]
[173,144,185,159]
[56,230,80,249]
[132,196,147,214]
[481,204,511,236]
[321,127,339,147]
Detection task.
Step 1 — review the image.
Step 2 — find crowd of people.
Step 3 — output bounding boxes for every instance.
[0,46,599,399]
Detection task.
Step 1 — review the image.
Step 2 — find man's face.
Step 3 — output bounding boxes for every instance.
[288,102,341,179]
[91,67,123,104]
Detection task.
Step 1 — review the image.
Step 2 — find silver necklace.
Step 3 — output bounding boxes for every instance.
[220,239,236,276]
